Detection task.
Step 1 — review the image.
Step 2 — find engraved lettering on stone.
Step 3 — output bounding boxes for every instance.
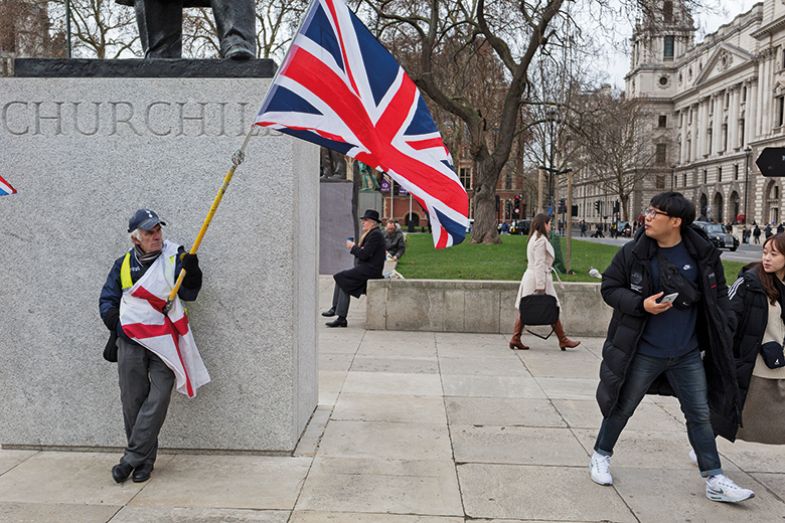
[109,101,142,136]
[145,101,173,136]
[2,101,29,135]
[33,101,64,136]
[216,102,227,137]
[72,102,101,136]
[237,102,249,137]
[177,102,207,137]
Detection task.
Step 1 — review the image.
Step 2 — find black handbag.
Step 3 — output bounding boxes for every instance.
[519,294,559,340]
[103,331,118,363]
[657,251,701,310]
[760,341,785,369]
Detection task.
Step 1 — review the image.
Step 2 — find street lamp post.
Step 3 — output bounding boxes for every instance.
[744,146,753,223]
[65,0,73,58]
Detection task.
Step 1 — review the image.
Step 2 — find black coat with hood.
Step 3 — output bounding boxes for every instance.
[728,267,771,421]
[597,225,740,440]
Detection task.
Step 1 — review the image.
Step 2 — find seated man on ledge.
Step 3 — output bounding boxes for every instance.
[322,209,385,327]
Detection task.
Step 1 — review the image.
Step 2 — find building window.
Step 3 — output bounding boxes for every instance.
[664,1,673,23]
[777,96,785,127]
[686,138,691,161]
[703,169,708,184]
[658,115,667,128]
[659,76,669,87]
[683,173,687,186]
[734,164,739,181]
[739,118,746,147]
[721,123,728,151]
[656,144,667,165]
[664,36,675,60]
[718,167,722,183]
[742,86,747,102]
[656,175,665,189]
[459,167,472,190]
[504,173,512,190]
[706,128,712,155]
[725,91,730,109]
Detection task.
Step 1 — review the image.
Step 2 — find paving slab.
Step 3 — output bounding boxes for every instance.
[552,399,685,432]
[294,406,333,457]
[0,449,36,476]
[611,467,785,522]
[350,356,439,374]
[751,473,785,501]
[295,457,462,516]
[441,375,546,399]
[445,397,565,428]
[438,356,530,377]
[318,420,452,460]
[341,371,443,396]
[452,425,588,466]
[319,353,355,372]
[290,512,463,522]
[534,377,599,400]
[717,438,785,474]
[0,451,151,506]
[572,428,705,469]
[333,393,447,424]
[318,370,348,406]
[457,463,636,522]
[109,507,289,522]
[128,455,311,510]
[0,502,120,523]
[515,351,602,379]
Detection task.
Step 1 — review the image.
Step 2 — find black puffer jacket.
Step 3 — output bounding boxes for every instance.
[597,225,740,440]
[728,267,770,420]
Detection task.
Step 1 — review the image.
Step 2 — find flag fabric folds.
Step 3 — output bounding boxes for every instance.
[255,0,469,248]
[120,241,210,398]
[0,174,16,196]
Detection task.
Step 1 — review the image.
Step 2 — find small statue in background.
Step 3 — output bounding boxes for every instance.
[117,0,256,59]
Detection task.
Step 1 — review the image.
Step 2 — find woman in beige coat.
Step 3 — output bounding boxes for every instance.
[509,213,580,351]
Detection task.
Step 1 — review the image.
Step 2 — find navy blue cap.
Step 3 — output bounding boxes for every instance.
[128,208,166,232]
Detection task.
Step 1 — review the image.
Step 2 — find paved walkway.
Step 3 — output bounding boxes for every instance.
[1,287,785,521]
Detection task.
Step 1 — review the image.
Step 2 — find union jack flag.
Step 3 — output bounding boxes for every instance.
[255,0,469,248]
[0,174,16,196]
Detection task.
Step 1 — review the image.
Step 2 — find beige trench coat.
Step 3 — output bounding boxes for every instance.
[515,233,560,309]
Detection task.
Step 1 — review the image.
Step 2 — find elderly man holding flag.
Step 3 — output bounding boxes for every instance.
[100,209,209,483]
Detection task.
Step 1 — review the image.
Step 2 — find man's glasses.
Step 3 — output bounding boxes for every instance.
[644,208,669,218]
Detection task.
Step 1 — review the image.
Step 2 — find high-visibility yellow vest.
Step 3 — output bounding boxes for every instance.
[119,251,177,291]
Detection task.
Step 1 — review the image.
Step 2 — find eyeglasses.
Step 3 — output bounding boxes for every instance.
[644,208,669,218]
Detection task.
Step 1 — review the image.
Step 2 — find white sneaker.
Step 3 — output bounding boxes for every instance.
[706,474,755,503]
[688,448,698,466]
[590,451,613,486]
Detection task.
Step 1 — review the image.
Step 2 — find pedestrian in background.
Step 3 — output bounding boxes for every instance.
[508,213,580,351]
[754,223,762,245]
[728,233,785,445]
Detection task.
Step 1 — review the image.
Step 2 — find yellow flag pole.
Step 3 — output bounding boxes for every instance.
[163,126,255,314]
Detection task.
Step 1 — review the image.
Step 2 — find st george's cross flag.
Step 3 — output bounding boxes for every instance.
[0,174,17,196]
[119,241,210,398]
[255,0,469,248]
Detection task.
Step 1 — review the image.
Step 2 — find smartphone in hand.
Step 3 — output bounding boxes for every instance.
[658,292,679,304]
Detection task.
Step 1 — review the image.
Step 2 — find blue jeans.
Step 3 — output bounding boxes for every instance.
[594,350,723,477]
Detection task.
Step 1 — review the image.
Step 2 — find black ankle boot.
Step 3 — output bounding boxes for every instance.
[326,317,347,328]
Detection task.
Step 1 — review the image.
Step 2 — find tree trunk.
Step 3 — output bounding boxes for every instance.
[621,193,630,222]
[471,158,501,244]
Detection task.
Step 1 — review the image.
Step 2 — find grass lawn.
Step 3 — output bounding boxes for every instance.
[396,233,747,283]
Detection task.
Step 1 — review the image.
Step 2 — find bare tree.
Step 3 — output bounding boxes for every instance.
[48,0,140,58]
[573,87,657,221]
[1,0,65,57]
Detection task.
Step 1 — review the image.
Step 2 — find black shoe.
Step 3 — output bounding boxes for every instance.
[321,308,336,317]
[224,46,255,60]
[325,317,347,328]
[132,463,154,483]
[111,461,133,483]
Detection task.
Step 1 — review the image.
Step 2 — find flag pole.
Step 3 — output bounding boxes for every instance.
[163,126,255,313]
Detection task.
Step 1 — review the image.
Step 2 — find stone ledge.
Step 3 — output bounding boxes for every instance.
[366,279,613,337]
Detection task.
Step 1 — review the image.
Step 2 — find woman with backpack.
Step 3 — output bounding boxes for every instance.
[508,213,580,351]
[728,232,785,444]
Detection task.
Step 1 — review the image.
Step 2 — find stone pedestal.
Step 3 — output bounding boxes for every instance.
[319,179,355,275]
[0,59,318,452]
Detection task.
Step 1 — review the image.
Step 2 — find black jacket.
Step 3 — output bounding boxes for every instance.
[597,225,739,440]
[728,267,770,421]
[334,227,385,297]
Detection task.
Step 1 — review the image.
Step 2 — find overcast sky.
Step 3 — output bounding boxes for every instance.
[598,0,761,87]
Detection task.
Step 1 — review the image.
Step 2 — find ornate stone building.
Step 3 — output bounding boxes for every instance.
[577,0,785,226]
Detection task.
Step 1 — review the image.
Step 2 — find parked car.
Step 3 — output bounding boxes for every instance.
[509,219,531,235]
[693,221,739,251]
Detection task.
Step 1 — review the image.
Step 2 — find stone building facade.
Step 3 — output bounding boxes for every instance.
[576,0,785,227]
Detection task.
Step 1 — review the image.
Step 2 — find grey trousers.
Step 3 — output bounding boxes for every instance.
[331,284,351,318]
[117,337,175,468]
